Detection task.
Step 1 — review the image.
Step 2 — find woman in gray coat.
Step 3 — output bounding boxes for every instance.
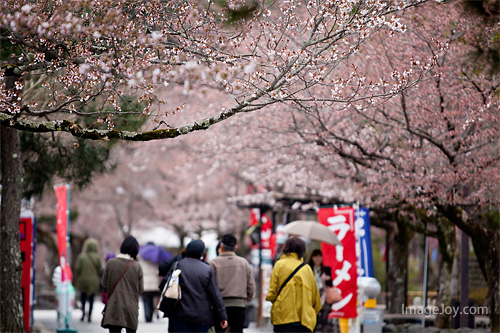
[101,235,144,333]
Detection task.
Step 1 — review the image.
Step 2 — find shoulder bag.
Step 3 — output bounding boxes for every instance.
[100,260,134,328]
[157,260,182,316]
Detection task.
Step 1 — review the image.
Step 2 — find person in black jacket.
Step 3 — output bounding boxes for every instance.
[165,239,228,332]
[308,249,334,332]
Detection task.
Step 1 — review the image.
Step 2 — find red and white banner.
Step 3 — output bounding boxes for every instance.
[55,184,72,282]
[249,208,273,249]
[318,206,357,318]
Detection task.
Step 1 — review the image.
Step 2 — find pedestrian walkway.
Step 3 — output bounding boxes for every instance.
[33,300,273,333]
[34,300,165,333]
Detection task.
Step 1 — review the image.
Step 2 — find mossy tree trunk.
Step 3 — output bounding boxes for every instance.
[434,218,456,328]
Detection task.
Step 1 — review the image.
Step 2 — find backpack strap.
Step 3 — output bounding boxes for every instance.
[276,262,306,299]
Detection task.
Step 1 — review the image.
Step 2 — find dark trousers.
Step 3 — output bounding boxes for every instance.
[80,292,95,320]
[142,291,159,322]
[168,317,211,333]
[274,322,311,332]
[108,325,136,333]
[214,306,246,333]
[315,303,331,332]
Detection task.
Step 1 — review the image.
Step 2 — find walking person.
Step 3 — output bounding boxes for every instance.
[266,237,321,332]
[101,235,144,333]
[215,241,222,256]
[74,237,102,323]
[209,234,256,333]
[139,256,161,322]
[164,239,228,332]
[308,249,333,332]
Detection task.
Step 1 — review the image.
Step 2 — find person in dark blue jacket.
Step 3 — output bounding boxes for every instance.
[167,239,228,332]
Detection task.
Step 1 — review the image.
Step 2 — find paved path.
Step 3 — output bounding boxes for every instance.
[34,301,165,333]
[33,301,273,333]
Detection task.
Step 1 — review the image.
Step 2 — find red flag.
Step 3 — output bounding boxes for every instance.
[318,206,357,318]
[55,185,72,282]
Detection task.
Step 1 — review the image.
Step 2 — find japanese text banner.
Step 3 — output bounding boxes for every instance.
[319,206,357,318]
[355,207,374,277]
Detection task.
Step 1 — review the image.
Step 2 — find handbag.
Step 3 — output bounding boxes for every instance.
[326,286,342,304]
[157,260,182,316]
[101,260,134,328]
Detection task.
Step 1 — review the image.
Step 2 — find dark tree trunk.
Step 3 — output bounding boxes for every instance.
[434,218,456,328]
[36,227,61,271]
[469,226,499,332]
[0,72,25,332]
[172,225,188,250]
[386,215,414,313]
[0,125,24,332]
[439,205,499,332]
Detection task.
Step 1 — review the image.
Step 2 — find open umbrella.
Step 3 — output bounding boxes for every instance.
[281,220,341,245]
[139,243,173,264]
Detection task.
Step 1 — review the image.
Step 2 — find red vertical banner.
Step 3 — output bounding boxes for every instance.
[249,208,272,249]
[20,214,34,332]
[318,206,357,318]
[55,184,72,281]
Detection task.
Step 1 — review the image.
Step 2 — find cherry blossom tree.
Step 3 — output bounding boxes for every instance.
[293,3,500,327]
[185,0,499,327]
[64,134,249,250]
[1,0,435,139]
[0,0,446,330]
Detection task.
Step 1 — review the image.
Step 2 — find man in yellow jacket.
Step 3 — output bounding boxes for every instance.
[266,237,322,332]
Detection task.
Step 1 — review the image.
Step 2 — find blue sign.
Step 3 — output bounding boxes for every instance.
[355,207,374,277]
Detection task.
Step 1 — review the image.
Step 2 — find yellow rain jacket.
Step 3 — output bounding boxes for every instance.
[265,253,322,332]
